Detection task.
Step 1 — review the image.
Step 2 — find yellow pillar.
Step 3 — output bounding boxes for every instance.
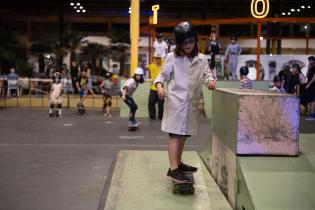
[130,0,140,76]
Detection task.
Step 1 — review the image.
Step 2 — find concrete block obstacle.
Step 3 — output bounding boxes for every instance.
[199,88,315,210]
[212,88,299,156]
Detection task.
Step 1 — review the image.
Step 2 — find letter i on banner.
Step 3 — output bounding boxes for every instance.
[152,5,159,25]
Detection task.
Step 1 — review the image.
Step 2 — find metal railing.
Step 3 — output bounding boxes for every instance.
[0,77,121,109]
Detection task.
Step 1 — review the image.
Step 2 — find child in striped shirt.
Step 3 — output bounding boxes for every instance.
[239,66,252,89]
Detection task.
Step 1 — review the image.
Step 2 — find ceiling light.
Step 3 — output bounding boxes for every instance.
[307,6,311,9]
[82,9,86,13]
[76,10,81,13]
[288,12,291,15]
[74,6,77,9]
[301,5,305,9]
[297,9,300,12]
[304,25,308,30]
[80,6,83,9]
[291,9,295,12]
[70,3,74,6]
[76,3,80,6]
[282,12,286,15]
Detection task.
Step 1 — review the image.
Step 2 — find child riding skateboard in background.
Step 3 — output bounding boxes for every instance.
[120,67,144,127]
[48,72,63,117]
[100,72,113,117]
[76,68,95,112]
[154,21,216,183]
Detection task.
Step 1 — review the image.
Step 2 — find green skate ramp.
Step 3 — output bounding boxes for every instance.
[237,134,315,210]
[104,150,231,210]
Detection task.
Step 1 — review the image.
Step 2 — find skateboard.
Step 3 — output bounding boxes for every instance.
[47,110,61,118]
[172,174,195,195]
[128,125,139,131]
[77,104,85,115]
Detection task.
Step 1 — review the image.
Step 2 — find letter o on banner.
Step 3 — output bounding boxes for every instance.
[251,0,269,18]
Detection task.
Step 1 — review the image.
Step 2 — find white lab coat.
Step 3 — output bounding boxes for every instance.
[154,52,214,135]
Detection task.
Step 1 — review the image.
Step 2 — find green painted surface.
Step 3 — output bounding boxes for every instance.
[203,81,270,119]
[212,90,240,151]
[104,150,232,210]
[120,79,151,118]
[237,134,315,210]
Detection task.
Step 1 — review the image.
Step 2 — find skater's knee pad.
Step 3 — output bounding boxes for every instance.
[57,103,62,109]
[107,101,112,107]
[50,104,54,109]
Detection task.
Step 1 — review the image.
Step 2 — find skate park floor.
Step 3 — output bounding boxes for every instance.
[0,108,314,210]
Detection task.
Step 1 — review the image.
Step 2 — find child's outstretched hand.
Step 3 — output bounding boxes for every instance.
[207,80,216,90]
[156,83,166,100]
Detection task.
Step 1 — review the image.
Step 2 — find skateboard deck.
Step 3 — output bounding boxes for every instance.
[77,104,85,115]
[128,125,139,131]
[172,174,195,195]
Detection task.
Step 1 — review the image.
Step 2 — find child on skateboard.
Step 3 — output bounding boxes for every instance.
[120,67,144,127]
[76,68,95,113]
[100,72,113,117]
[48,72,63,117]
[155,21,216,183]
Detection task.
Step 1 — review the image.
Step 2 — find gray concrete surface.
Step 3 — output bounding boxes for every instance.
[0,108,312,210]
[0,108,210,210]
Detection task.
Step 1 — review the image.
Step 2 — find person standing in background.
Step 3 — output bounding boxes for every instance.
[147,54,164,120]
[207,31,223,79]
[70,61,79,94]
[225,35,241,80]
[153,33,169,61]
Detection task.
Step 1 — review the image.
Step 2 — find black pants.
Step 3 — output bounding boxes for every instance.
[148,89,164,120]
[72,77,78,94]
[123,95,137,122]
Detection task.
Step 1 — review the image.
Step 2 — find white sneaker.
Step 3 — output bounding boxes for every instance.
[104,113,108,117]
[107,113,112,117]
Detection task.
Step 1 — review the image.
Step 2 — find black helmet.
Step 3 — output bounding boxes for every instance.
[273,75,282,83]
[105,72,112,79]
[292,63,300,70]
[52,72,61,83]
[156,32,163,39]
[174,21,198,44]
[231,35,237,41]
[240,66,249,76]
